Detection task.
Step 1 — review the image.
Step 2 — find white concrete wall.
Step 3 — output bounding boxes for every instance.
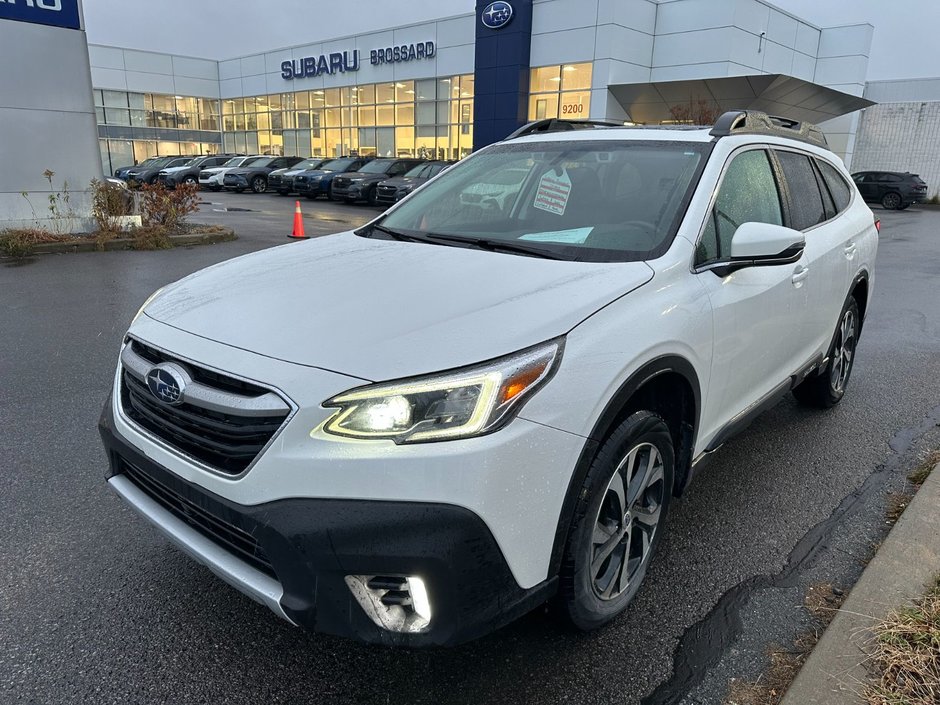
[89,45,220,98]
[216,14,475,98]
[1,9,101,232]
[852,78,940,197]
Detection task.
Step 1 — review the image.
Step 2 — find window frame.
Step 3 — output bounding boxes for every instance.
[772,146,856,233]
[692,144,787,272]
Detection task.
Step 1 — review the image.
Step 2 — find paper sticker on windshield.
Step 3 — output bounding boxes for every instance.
[520,227,592,244]
[533,169,571,216]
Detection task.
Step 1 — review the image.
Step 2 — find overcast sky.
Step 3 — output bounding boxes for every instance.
[82,0,939,82]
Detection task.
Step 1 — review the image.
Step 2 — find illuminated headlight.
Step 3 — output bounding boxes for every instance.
[322,339,563,443]
[132,286,165,324]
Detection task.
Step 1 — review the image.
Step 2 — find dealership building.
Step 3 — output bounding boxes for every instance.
[3,0,939,230]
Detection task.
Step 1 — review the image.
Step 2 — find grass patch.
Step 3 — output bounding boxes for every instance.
[865,576,940,705]
[908,450,940,486]
[725,583,846,705]
[0,228,69,257]
[132,225,173,250]
[885,492,913,524]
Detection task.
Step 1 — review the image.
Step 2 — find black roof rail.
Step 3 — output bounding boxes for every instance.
[504,118,626,140]
[709,109,828,148]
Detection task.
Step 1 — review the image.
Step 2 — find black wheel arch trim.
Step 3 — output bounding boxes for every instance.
[547,355,701,578]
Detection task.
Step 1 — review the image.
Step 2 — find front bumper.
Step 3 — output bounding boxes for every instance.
[223,175,248,188]
[100,401,555,646]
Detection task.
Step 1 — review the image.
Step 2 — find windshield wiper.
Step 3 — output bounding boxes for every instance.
[424,232,567,260]
[366,224,429,243]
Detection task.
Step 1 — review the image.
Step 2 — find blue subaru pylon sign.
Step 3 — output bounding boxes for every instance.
[0,0,82,30]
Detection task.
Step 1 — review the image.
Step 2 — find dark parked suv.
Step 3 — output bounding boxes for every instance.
[222,156,304,193]
[124,156,191,186]
[156,154,240,188]
[293,157,373,200]
[375,160,452,206]
[851,171,928,210]
[268,158,331,195]
[332,158,427,205]
[114,157,159,180]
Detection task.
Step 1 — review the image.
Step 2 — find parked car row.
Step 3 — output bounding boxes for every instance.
[113,153,455,204]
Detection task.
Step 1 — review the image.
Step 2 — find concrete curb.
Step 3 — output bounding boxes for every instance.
[780,464,940,704]
[21,227,236,255]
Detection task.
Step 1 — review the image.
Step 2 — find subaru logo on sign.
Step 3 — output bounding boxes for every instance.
[481,1,513,29]
[146,364,186,406]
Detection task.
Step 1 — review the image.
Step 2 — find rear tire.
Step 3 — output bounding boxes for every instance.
[793,297,860,408]
[557,411,674,631]
[881,192,902,210]
[367,187,378,207]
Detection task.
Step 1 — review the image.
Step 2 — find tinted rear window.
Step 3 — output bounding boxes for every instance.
[775,150,825,231]
[817,160,852,213]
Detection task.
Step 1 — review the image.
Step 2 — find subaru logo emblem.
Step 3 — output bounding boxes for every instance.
[146,364,186,406]
[481,1,513,29]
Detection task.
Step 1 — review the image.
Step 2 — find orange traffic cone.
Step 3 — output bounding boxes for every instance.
[287,200,307,239]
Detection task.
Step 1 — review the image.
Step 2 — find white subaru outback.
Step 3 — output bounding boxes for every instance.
[100,111,878,646]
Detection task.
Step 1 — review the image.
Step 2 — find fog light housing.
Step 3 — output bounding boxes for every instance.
[345,575,432,633]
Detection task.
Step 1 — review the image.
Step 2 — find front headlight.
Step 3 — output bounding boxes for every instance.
[321,339,563,443]
[132,286,165,324]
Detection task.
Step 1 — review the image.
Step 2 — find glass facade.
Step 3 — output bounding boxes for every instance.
[527,63,592,121]
[95,90,223,174]
[220,74,474,160]
[96,76,474,174]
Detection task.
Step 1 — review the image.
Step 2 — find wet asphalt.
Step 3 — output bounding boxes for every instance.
[2,195,940,705]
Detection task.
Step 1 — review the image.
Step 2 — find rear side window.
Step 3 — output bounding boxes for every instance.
[775,150,826,231]
[817,160,852,213]
[697,149,783,264]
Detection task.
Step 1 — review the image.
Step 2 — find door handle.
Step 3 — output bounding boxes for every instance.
[791,265,810,285]
[844,241,857,258]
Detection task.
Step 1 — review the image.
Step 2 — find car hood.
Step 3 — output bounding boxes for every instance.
[143,232,654,381]
[295,169,335,178]
[338,171,387,182]
[380,176,419,188]
[161,166,191,174]
[226,168,264,177]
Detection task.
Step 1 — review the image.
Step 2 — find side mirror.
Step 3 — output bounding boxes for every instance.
[713,222,804,276]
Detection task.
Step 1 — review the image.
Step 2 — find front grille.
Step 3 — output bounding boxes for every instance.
[268,175,282,186]
[121,459,275,577]
[375,185,398,204]
[333,177,350,188]
[120,341,289,475]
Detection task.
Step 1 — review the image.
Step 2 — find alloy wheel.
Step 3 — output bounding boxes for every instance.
[590,442,665,601]
[830,308,857,392]
[882,192,902,210]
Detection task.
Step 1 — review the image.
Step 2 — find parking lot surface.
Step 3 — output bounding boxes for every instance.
[2,197,940,704]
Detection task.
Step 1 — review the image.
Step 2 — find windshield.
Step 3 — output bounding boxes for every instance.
[222,157,245,167]
[359,159,399,174]
[404,164,427,178]
[320,158,355,172]
[168,158,192,167]
[293,158,324,170]
[249,157,274,168]
[378,140,708,262]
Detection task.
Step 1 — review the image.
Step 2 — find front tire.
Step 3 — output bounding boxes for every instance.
[182,176,197,186]
[250,176,267,194]
[881,192,902,210]
[793,297,860,408]
[558,411,674,631]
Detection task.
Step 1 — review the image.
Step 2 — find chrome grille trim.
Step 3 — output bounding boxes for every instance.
[121,343,289,418]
